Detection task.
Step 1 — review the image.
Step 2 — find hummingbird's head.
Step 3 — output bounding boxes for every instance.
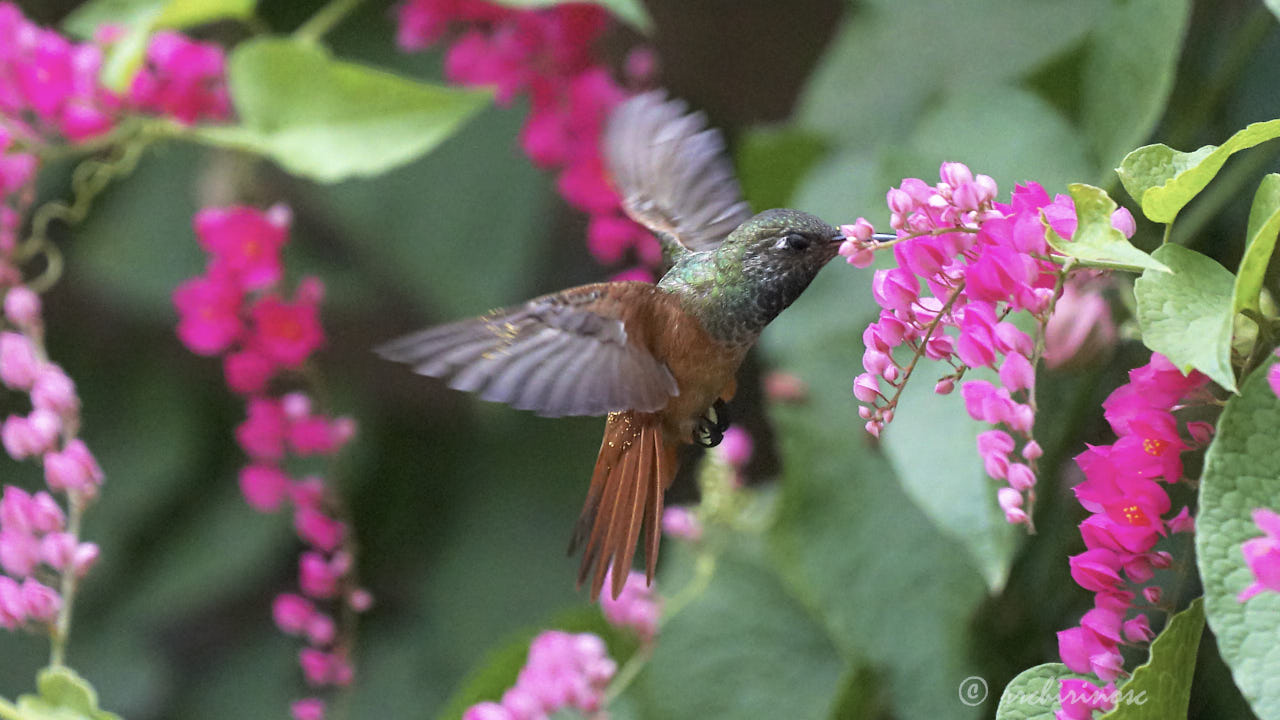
[728,207,841,297]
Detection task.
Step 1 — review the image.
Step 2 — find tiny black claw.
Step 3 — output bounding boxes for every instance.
[710,399,730,433]
[693,400,731,447]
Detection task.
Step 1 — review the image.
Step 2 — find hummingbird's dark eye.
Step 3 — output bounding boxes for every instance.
[776,233,810,251]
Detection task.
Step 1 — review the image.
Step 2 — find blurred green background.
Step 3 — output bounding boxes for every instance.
[4,0,1280,718]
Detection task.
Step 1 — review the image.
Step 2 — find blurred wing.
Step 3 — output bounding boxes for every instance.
[376,285,679,417]
[604,90,753,254]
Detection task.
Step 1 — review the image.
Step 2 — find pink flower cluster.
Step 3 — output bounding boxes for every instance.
[463,630,617,720]
[848,164,1133,526]
[1057,679,1116,720]
[174,205,324,391]
[1056,353,1208,696]
[396,0,662,277]
[0,126,36,254]
[0,280,102,635]
[1238,507,1280,602]
[599,569,661,642]
[173,205,366,720]
[0,3,229,146]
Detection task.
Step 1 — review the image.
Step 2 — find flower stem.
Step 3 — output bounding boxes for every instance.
[49,492,85,667]
[294,0,364,43]
[0,697,20,720]
[879,279,967,417]
[1041,253,1154,275]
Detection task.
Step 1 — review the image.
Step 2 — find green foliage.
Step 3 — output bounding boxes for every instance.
[762,268,988,720]
[63,0,257,37]
[1197,357,1280,720]
[630,538,850,720]
[194,37,491,182]
[1099,598,1204,720]
[737,128,828,211]
[1134,244,1237,391]
[1045,184,1169,273]
[1236,173,1280,315]
[1117,120,1280,224]
[489,0,650,32]
[995,663,1094,720]
[880,360,1017,592]
[13,667,121,720]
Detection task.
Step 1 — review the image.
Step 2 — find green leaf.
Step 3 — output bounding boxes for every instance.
[98,17,158,93]
[1269,0,1280,23]
[995,663,1094,720]
[763,267,988,719]
[1197,356,1280,720]
[63,0,257,37]
[1116,120,1280,223]
[880,361,1018,592]
[1045,184,1170,273]
[1134,243,1237,391]
[630,535,849,720]
[489,0,651,32]
[1234,173,1280,315]
[1079,0,1191,171]
[193,37,491,183]
[15,667,121,720]
[1099,598,1204,720]
[737,127,828,211]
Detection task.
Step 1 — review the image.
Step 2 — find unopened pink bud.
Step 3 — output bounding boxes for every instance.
[306,612,336,645]
[1186,421,1214,446]
[239,464,290,512]
[1007,463,1037,491]
[840,218,875,242]
[853,373,880,403]
[347,588,373,613]
[1110,207,1136,238]
[0,529,39,577]
[29,491,64,533]
[273,592,315,634]
[1168,506,1194,533]
[1151,551,1173,569]
[887,188,915,215]
[282,392,312,420]
[299,647,334,686]
[1142,586,1162,604]
[291,698,325,720]
[20,578,59,622]
[0,576,24,628]
[39,532,75,570]
[661,506,702,541]
[30,365,77,417]
[299,552,339,598]
[940,162,974,188]
[997,487,1023,511]
[43,439,103,493]
[4,287,41,330]
[974,174,998,203]
[0,332,40,390]
[1021,440,1043,460]
[999,352,1035,393]
[71,542,98,577]
[295,507,345,553]
[1004,507,1029,525]
[934,378,954,395]
[864,420,881,438]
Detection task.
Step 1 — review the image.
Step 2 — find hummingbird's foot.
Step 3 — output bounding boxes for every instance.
[693,399,731,448]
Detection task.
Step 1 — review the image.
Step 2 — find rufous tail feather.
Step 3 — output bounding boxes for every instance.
[568,411,679,600]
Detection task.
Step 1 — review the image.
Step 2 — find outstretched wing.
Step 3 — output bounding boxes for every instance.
[603,90,752,255]
[376,283,679,418]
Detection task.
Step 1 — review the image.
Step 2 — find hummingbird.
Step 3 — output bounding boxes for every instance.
[377,91,846,600]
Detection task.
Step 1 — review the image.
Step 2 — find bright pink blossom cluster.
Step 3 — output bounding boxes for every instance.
[1056,353,1208,701]
[463,630,617,720]
[173,205,366,720]
[848,164,1133,526]
[1238,507,1280,602]
[599,568,661,642]
[0,3,229,147]
[1057,679,1117,720]
[0,281,102,635]
[396,0,662,278]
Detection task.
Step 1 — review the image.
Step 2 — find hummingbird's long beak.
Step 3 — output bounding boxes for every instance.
[871,233,897,242]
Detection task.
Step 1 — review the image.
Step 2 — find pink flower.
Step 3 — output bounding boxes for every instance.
[128,31,231,124]
[299,647,336,686]
[599,569,660,641]
[1058,678,1116,720]
[30,364,78,417]
[717,425,752,468]
[291,698,325,720]
[0,576,26,628]
[19,577,59,622]
[295,507,345,552]
[249,292,324,368]
[273,593,316,635]
[299,551,339,598]
[3,287,40,331]
[1238,507,1280,602]
[0,331,40,390]
[224,349,276,394]
[195,205,290,290]
[239,464,291,512]
[661,506,702,541]
[43,438,104,493]
[1043,278,1115,369]
[1068,548,1123,593]
[236,398,287,461]
[173,270,244,356]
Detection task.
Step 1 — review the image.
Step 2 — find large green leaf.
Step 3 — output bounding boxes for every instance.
[1134,243,1237,392]
[194,37,491,183]
[1079,0,1191,171]
[880,361,1018,592]
[737,127,829,211]
[1046,184,1170,273]
[995,663,1094,720]
[63,0,257,37]
[1197,356,1280,720]
[630,538,850,720]
[489,0,651,32]
[1116,120,1280,223]
[763,266,988,720]
[14,667,121,720]
[1235,173,1280,315]
[1099,598,1204,720]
